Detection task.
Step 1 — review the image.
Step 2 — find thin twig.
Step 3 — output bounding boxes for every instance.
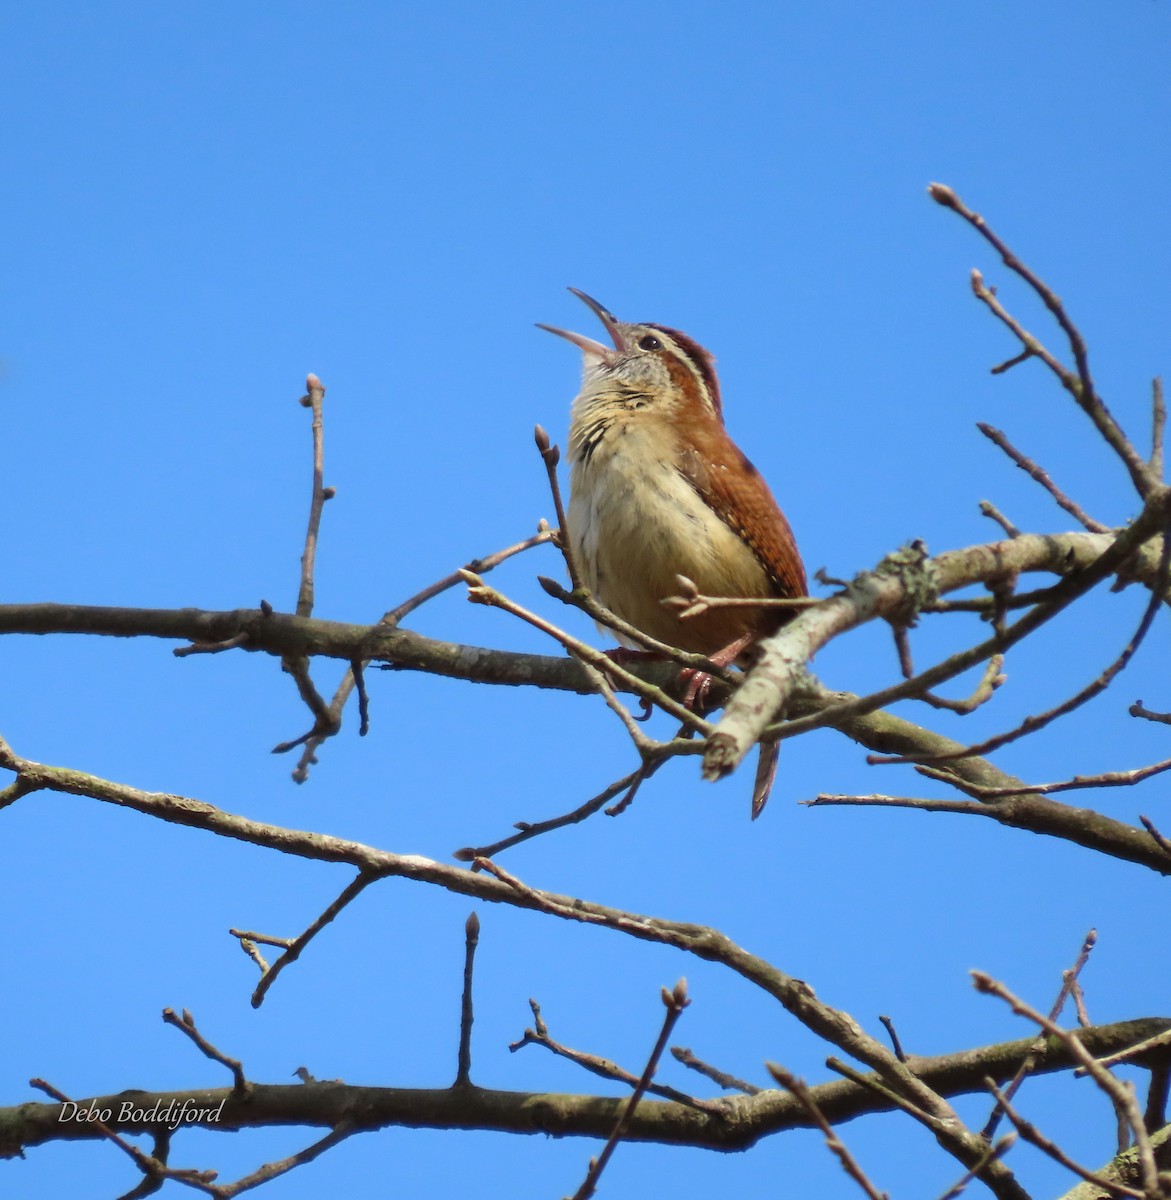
[229,929,294,950]
[351,658,370,736]
[162,1008,250,1096]
[453,755,689,861]
[980,501,1021,538]
[272,655,335,761]
[456,912,479,1086]
[767,1060,888,1200]
[0,775,42,810]
[535,425,581,590]
[662,573,820,621]
[1151,378,1166,482]
[924,583,1067,615]
[273,374,334,778]
[173,631,250,658]
[1130,700,1171,726]
[879,1016,907,1062]
[249,871,381,1008]
[1071,978,1093,1029]
[991,347,1035,375]
[982,929,1096,1139]
[295,374,328,619]
[214,1121,357,1197]
[575,657,663,755]
[929,183,1153,499]
[934,1135,1017,1200]
[231,934,270,975]
[382,525,557,629]
[892,624,915,679]
[951,756,1171,799]
[985,1079,1144,1199]
[823,1059,936,1126]
[971,972,1161,1195]
[1145,1065,1170,1134]
[978,423,1110,533]
[461,571,712,734]
[539,574,735,673]
[917,654,1005,714]
[567,979,691,1200]
[805,789,1171,874]
[1140,815,1171,856]
[671,1047,761,1095]
[511,999,719,1112]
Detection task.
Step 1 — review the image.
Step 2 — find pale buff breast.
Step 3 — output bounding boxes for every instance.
[567,417,771,654]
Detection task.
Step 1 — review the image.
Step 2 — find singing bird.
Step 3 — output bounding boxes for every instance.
[540,290,806,816]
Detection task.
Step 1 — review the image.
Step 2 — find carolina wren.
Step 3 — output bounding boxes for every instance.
[540,289,806,817]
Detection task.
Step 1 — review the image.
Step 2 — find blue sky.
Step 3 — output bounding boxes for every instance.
[3,3,1171,1197]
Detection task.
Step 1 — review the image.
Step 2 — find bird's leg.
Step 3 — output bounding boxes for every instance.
[680,633,753,710]
[681,634,779,819]
[606,639,778,815]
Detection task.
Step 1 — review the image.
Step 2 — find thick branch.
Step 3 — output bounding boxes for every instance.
[3,1020,1164,1159]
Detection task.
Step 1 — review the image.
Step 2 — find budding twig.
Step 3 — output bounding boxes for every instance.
[567,979,691,1200]
[162,1007,250,1097]
[511,997,717,1112]
[456,912,480,1086]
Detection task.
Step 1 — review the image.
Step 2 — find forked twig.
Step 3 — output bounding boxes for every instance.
[162,1007,250,1096]
[978,423,1109,533]
[929,183,1153,499]
[243,871,381,1008]
[30,1078,212,1194]
[511,999,718,1112]
[280,524,556,777]
[980,501,1021,539]
[869,530,1171,767]
[453,755,688,861]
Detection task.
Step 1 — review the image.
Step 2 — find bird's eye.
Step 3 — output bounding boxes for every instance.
[638,335,661,351]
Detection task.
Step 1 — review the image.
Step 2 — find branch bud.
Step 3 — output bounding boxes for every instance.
[927,182,959,209]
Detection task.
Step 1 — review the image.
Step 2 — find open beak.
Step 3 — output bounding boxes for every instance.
[537,288,627,361]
